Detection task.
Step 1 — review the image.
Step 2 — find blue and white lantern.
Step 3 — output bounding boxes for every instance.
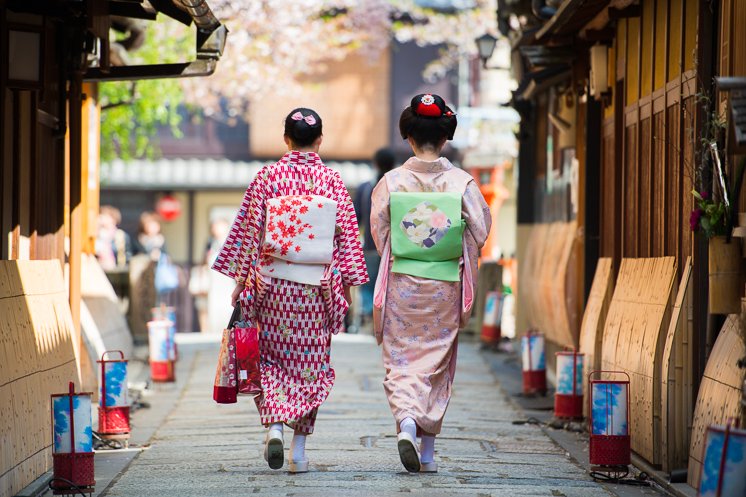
[99,351,128,408]
[588,371,630,466]
[50,382,96,492]
[698,423,746,497]
[148,319,175,362]
[52,383,93,454]
[554,351,584,418]
[521,331,546,394]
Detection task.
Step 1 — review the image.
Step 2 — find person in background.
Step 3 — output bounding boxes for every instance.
[354,148,395,324]
[371,93,491,473]
[133,211,166,259]
[95,205,132,270]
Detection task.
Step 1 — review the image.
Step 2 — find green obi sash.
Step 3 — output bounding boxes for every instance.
[390,191,464,282]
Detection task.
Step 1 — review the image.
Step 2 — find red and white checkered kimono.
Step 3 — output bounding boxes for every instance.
[212,151,368,433]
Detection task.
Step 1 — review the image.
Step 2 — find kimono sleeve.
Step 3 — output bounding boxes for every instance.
[211,168,269,285]
[462,180,491,249]
[369,177,391,256]
[334,174,369,287]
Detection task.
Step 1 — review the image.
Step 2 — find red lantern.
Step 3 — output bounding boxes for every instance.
[156,194,181,222]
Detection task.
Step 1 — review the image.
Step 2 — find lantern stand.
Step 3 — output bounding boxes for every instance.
[97,350,130,448]
[588,370,631,480]
[480,290,502,347]
[147,319,176,382]
[697,420,746,497]
[50,382,95,496]
[554,350,584,420]
[521,330,547,395]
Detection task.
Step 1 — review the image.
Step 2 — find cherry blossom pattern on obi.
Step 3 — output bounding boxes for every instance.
[259,195,337,285]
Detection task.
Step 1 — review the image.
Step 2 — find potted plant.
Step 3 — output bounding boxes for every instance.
[690,93,746,314]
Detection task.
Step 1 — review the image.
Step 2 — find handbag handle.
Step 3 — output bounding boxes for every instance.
[228,304,241,329]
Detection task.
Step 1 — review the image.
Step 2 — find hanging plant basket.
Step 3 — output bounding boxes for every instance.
[708,236,744,314]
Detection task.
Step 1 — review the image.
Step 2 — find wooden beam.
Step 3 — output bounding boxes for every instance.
[584,27,615,44]
[609,5,641,20]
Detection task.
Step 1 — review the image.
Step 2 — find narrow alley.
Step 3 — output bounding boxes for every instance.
[88,335,644,497]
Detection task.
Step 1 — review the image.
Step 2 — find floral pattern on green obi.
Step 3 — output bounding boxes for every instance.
[400,201,452,249]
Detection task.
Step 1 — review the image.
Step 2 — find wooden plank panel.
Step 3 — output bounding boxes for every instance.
[653,111,666,256]
[624,125,638,257]
[579,257,614,416]
[661,257,693,472]
[666,103,681,258]
[0,261,79,497]
[601,257,677,465]
[640,0,654,97]
[687,315,746,488]
[626,17,641,104]
[601,120,616,259]
[640,117,652,256]
[681,96,695,264]
[683,0,698,72]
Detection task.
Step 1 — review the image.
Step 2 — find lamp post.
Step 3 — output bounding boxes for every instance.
[51,382,95,495]
[97,351,130,446]
[588,371,631,471]
[475,33,498,69]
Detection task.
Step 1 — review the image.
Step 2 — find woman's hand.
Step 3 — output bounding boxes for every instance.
[344,285,352,306]
[231,282,245,307]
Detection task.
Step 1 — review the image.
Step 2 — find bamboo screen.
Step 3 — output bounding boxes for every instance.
[0,261,79,497]
[601,256,677,465]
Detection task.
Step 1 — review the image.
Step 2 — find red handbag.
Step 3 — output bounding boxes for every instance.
[213,306,261,403]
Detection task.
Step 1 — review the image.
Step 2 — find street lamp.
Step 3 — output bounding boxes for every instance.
[475,33,498,69]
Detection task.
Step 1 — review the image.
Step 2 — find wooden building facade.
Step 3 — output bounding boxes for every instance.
[507,0,746,487]
[0,1,226,495]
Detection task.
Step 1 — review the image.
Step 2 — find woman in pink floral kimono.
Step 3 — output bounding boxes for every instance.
[212,108,368,473]
[371,94,491,473]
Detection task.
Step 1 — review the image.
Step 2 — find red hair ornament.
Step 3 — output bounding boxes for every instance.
[415,94,443,117]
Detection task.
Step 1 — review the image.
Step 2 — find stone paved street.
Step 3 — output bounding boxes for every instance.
[101,335,617,497]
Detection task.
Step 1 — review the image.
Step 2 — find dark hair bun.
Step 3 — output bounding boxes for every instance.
[399,93,457,147]
[284,108,323,147]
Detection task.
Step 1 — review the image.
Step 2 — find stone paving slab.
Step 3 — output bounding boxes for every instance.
[101,336,615,497]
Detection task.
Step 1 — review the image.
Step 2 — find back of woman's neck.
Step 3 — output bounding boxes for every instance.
[414,152,440,162]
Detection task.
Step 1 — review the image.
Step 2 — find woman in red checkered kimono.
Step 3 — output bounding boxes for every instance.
[212,108,368,473]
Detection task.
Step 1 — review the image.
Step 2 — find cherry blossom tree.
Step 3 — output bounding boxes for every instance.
[100,0,496,160]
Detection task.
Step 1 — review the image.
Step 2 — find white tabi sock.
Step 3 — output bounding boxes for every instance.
[269,422,283,435]
[399,417,417,440]
[420,435,435,463]
[290,433,307,462]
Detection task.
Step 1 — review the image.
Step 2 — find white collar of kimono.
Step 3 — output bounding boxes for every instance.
[402,156,453,173]
[281,150,323,164]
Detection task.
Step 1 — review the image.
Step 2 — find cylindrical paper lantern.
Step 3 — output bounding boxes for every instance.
[521,330,546,395]
[51,382,95,494]
[555,351,584,419]
[588,371,630,467]
[481,291,501,343]
[97,350,130,441]
[698,423,746,497]
[148,319,175,382]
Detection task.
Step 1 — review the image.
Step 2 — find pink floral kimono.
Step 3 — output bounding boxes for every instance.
[371,156,491,435]
[212,151,369,434]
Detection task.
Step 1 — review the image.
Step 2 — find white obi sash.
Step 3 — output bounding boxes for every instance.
[258,195,337,285]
